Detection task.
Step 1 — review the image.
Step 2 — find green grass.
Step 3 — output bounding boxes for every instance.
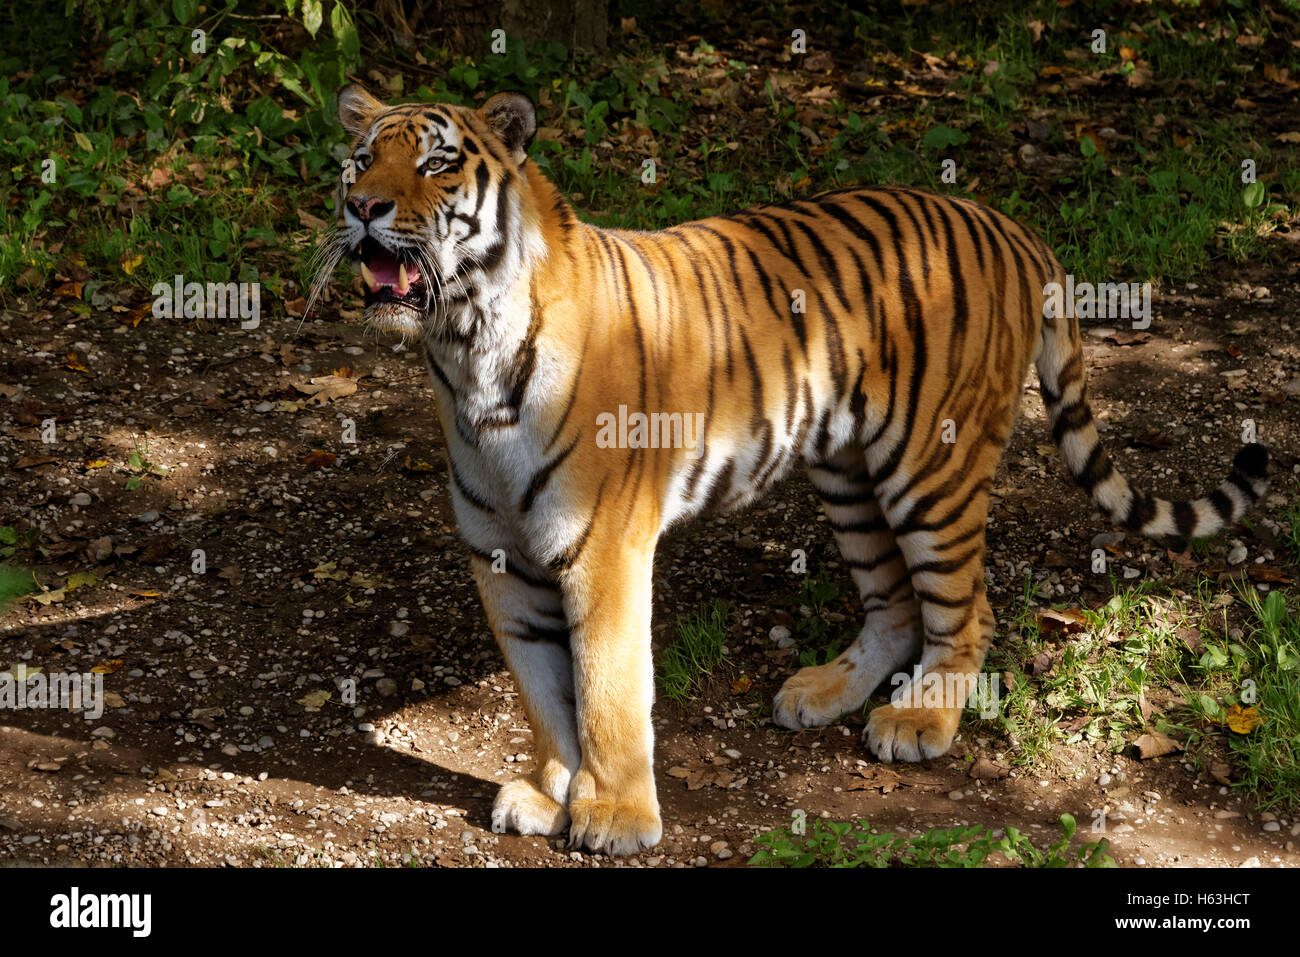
[1183,588,1300,810]
[656,601,729,701]
[993,577,1194,766]
[989,570,1300,810]
[750,812,1114,868]
[986,576,1063,766]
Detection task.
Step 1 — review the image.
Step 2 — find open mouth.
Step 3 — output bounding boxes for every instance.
[354,237,427,310]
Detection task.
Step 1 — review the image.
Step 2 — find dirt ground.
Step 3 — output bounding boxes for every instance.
[1,265,1298,869]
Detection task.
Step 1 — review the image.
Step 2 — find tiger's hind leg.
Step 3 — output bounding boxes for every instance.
[773,446,923,729]
[864,471,997,763]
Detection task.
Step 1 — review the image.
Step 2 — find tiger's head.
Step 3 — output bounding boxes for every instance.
[310,85,540,339]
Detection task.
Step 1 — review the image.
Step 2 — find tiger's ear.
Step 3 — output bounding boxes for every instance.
[338,84,384,137]
[480,92,536,164]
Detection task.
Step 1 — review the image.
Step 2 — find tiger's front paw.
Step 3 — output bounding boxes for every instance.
[567,774,661,856]
[772,661,859,729]
[491,777,569,837]
[864,702,960,763]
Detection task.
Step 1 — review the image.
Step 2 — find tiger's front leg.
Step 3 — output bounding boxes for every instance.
[560,534,662,856]
[471,555,582,839]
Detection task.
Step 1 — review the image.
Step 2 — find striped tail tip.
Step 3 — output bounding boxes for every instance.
[1232,442,1269,484]
[1117,442,1270,547]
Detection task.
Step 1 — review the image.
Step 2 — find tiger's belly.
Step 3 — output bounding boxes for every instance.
[655,376,883,532]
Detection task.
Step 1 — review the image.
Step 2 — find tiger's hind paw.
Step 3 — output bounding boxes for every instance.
[864,702,960,763]
[772,661,861,729]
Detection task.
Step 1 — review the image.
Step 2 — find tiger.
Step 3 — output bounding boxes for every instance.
[312,84,1270,856]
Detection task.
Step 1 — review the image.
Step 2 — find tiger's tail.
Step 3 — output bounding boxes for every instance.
[1034,271,1269,547]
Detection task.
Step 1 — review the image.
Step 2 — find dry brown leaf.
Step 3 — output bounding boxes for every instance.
[16,455,59,469]
[1133,729,1183,760]
[969,755,1010,781]
[295,374,357,405]
[1036,607,1087,638]
[685,768,711,790]
[298,689,331,708]
[1248,566,1293,585]
[848,766,903,793]
[296,208,330,230]
[1207,760,1233,785]
[302,450,337,470]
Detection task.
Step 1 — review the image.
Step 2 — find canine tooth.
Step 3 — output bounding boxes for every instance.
[360,262,378,291]
[397,263,409,295]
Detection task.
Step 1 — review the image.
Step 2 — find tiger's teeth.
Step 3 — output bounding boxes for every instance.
[398,263,409,295]
[360,262,378,291]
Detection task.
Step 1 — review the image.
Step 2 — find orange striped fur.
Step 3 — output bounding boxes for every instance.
[315,87,1270,855]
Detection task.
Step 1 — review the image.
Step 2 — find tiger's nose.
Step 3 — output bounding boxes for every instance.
[347,196,395,222]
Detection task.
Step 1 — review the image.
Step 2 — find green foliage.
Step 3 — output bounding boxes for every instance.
[0,0,362,288]
[125,435,168,490]
[0,526,39,561]
[750,813,1115,868]
[1189,586,1300,809]
[0,562,36,614]
[922,124,969,151]
[795,572,844,668]
[657,602,729,701]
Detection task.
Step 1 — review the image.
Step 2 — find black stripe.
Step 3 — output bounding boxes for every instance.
[1050,399,1092,443]
[847,546,903,573]
[827,514,890,535]
[522,431,581,513]
[468,547,554,590]
[450,462,494,513]
[1123,491,1157,532]
[505,623,570,646]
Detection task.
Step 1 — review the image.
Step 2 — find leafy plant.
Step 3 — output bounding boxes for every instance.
[795,572,843,667]
[750,813,1114,868]
[124,435,168,490]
